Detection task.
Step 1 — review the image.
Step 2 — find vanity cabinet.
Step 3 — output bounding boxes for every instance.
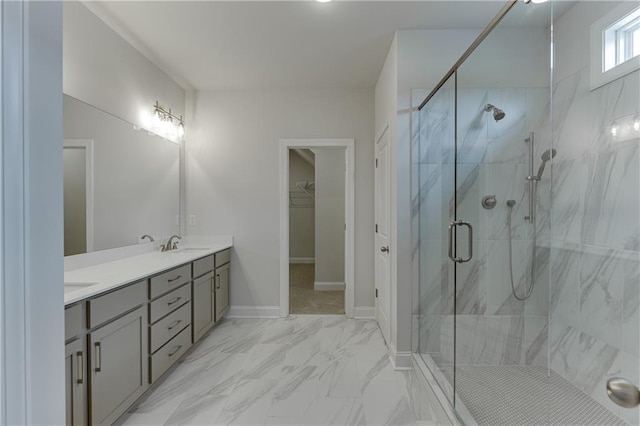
[87,282,147,426]
[64,303,86,426]
[192,270,215,342]
[64,246,232,425]
[148,264,193,383]
[214,262,230,322]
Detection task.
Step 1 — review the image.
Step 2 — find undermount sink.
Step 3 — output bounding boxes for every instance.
[64,282,98,294]
[171,247,210,253]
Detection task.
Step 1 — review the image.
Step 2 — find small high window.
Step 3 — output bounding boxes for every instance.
[591,3,640,90]
[604,7,640,71]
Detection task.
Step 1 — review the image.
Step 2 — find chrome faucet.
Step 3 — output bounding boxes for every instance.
[161,235,182,252]
[141,234,155,242]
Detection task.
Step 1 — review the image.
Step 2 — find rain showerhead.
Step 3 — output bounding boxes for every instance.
[536,148,557,179]
[484,103,506,122]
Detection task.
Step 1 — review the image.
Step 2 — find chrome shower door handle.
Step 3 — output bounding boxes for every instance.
[447,221,473,263]
[448,222,456,262]
[458,221,473,263]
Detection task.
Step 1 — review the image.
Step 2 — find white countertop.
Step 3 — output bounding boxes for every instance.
[64,241,233,306]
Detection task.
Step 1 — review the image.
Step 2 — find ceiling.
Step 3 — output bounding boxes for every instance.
[88,1,524,91]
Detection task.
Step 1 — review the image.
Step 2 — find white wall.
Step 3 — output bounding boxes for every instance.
[375,30,479,363]
[1,1,64,423]
[185,88,374,311]
[63,1,185,132]
[288,150,315,260]
[314,148,346,284]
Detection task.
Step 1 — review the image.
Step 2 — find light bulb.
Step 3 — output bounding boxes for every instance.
[634,116,640,132]
[611,122,618,137]
[177,122,185,138]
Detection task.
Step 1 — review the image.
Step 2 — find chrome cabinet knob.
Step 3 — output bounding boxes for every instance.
[380,246,389,253]
[607,378,640,408]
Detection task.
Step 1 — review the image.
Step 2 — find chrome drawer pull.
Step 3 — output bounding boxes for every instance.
[167,275,182,283]
[167,320,182,330]
[167,297,182,306]
[168,345,182,357]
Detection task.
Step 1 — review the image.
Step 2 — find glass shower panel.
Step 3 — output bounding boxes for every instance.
[417,74,456,405]
[453,1,553,424]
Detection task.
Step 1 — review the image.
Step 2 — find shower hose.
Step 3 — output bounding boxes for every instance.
[506,185,537,301]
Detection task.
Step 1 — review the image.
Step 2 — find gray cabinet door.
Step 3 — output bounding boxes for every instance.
[215,262,230,322]
[192,271,215,342]
[65,338,86,426]
[89,307,148,426]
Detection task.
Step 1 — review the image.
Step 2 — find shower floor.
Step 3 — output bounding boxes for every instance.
[430,362,628,425]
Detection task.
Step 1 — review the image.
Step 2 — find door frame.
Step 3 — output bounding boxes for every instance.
[63,139,95,252]
[374,124,391,343]
[279,138,355,318]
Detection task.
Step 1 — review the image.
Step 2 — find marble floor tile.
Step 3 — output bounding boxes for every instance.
[121,315,438,426]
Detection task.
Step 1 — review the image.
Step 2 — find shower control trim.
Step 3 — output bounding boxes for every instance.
[607,378,640,408]
[448,220,473,264]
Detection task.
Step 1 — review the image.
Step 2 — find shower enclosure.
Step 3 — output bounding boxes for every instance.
[413,1,640,425]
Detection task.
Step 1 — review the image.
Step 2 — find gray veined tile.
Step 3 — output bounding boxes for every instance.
[214,378,278,426]
[305,397,367,426]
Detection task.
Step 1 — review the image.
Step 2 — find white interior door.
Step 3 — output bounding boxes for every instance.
[375,127,391,344]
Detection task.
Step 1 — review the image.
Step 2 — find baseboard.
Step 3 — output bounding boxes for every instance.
[226,305,280,319]
[289,257,315,264]
[353,306,375,319]
[313,281,345,291]
[388,342,412,370]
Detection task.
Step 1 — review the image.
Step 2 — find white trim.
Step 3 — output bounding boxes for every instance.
[388,342,412,370]
[353,306,375,319]
[279,139,355,319]
[590,1,640,90]
[313,281,345,291]
[226,305,280,319]
[64,139,95,252]
[289,257,315,264]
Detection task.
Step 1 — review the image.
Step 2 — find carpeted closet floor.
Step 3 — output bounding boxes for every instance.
[289,263,345,315]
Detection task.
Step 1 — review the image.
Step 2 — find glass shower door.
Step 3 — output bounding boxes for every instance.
[417,74,456,405]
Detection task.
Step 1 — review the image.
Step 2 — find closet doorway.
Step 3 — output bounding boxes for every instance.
[279,139,355,318]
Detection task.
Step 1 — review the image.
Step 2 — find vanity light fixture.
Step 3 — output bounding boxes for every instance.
[152,101,185,142]
[611,121,618,137]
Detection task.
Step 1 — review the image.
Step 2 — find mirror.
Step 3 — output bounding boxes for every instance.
[63,94,180,256]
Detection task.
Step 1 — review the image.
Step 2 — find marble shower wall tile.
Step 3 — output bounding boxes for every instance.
[550,322,640,426]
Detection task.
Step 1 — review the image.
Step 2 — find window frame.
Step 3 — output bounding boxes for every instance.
[590,1,640,90]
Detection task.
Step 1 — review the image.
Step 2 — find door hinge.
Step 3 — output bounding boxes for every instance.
[375,224,378,233]
[375,158,378,168]
[345,223,347,231]
[375,288,378,298]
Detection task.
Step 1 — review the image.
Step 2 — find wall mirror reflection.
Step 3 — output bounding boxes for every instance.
[63,94,180,256]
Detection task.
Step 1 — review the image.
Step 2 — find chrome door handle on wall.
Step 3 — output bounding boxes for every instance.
[447,220,473,263]
[607,378,640,408]
[380,246,389,253]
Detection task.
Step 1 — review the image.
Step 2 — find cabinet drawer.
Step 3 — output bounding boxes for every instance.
[149,284,191,324]
[88,281,146,329]
[149,302,191,354]
[215,249,230,267]
[149,264,191,299]
[192,255,214,279]
[65,303,84,341]
[150,325,191,383]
